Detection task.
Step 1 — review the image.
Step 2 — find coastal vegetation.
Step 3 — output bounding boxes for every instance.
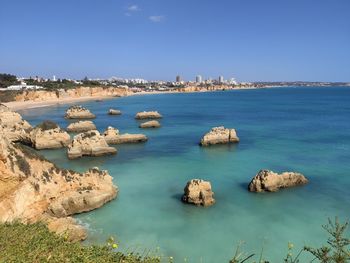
[0,218,348,262]
[0,73,19,88]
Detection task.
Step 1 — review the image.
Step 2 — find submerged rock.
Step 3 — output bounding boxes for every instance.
[200,126,239,146]
[66,120,96,133]
[67,130,117,159]
[103,126,147,144]
[65,105,96,119]
[108,109,121,115]
[182,179,215,206]
[30,121,70,150]
[135,111,162,119]
[248,170,309,192]
[139,120,161,128]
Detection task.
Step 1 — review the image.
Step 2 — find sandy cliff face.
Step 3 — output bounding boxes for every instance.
[13,86,131,102]
[0,108,118,241]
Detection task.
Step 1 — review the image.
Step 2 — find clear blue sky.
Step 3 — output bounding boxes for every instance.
[0,0,349,82]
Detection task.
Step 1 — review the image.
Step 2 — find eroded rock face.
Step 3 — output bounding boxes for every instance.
[0,124,118,241]
[248,170,308,192]
[182,179,215,206]
[66,120,96,133]
[200,126,239,146]
[103,126,147,144]
[67,130,117,159]
[139,120,161,128]
[135,111,162,119]
[65,105,96,119]
[29,121,70,150]
[0,105,32,143]
[108,109,121,115]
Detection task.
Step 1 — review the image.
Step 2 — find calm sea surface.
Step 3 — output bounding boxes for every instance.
[20,87,350,262]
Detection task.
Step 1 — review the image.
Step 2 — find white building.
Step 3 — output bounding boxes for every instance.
[196,75,202,83]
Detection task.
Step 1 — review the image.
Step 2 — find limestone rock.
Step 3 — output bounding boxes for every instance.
[200,126,239,146]
[66,120,96,132]
[65,105,96,119]
[108,109,121,115]
[248,170,309,192]
[47,217,87,242]
[103,126,147,144]
[29,121,70,150]
[139,120,161,128]
[182,179,215,206]
[135,111,162,119]
[67,130,117,159]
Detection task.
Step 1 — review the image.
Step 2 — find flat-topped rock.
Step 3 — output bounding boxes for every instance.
[248,170,309,192]
[182,179,215,206]
[135,111,162,119]
[67,130,117,159]
[108,109,121,115]
[66,120,96,133]
[30,121,70,150]
[139,120,161,128]
[200,126,239,146]
[65,105,96,119]
[103,126,147,144]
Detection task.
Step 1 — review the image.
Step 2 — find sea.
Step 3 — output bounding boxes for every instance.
[19,87,350,262]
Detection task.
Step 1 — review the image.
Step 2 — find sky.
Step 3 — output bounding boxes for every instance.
[0,0,349,82]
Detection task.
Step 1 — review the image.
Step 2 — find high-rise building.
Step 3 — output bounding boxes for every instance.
[176,75,181,82]
[196,75,202,83]
[218,76,224,83]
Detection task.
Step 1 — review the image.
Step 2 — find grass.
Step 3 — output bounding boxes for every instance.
[0,222,162,263]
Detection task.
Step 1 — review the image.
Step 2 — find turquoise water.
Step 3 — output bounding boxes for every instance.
[20,87,350,262]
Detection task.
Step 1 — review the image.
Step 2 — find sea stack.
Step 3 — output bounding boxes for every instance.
[66,120,97,133]
[248,170,309,192]
[30,121,70,150]
[67,130,117,159]
[200,126,239,146]
[65,105,96,119]
[103,126,148,144]
[182,179,215,206]
[108,109,121,115]
[135,111,162,120]
[139,120,161,128]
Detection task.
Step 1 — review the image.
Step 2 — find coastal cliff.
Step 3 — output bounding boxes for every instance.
[0,106,118,241]
[9,86,131,102]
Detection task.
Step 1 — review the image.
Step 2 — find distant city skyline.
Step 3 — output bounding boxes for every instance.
[0,0,349,82]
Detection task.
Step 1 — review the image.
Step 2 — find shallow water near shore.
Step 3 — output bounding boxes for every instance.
[20,87,350,262]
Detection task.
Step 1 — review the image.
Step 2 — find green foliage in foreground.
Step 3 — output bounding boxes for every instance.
[230,218,350,263]
[0,222,163,263]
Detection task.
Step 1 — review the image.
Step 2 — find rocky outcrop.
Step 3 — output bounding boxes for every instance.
[67,130,117,159]
[182,179,215,206]
[0,124,117,241]
[248,170,309,192]
[103,126,147,144]
[66,120,96,132]
[139,120,161,128]
[0,104,32,143]
[108,109,121,115]
[200,126,239,146]
[29,121,70,150]
[135,111,162,119]
[65,105,96,119]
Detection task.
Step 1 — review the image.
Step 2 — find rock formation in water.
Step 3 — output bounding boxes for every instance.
[67,130,117,159]
[135,111,162,119]
[108,109,121,115]
[29,121,71,150]
[0,110,118,241]
[65,105,96,119]
[103,126,147,144]
[200,126,239,146]
[66,120,97,132]
[248,170,309,192]
[139,120,161,129]
[182,179,215,206]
